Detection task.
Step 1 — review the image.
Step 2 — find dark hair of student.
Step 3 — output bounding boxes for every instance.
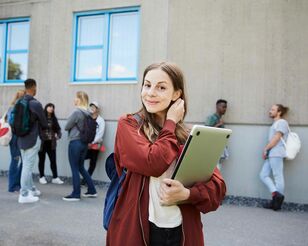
[24,78,37,89]
[216,99,227,105]
[276,104,289,117]
[138,62,188,144]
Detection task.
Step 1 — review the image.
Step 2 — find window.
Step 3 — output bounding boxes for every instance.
[0,18,30,83]
[72,7,140,82]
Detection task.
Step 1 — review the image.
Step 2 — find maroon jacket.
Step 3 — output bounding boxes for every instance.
[106,115,226,246]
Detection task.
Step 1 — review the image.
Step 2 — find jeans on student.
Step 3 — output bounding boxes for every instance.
[8,135,22,192]
[20,139,40,196]
[259,157,284,194]
[68,139,96,198]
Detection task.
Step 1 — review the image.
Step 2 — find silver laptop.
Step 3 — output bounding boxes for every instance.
[171,125,232,187]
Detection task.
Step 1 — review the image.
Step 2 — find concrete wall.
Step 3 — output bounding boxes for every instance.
[167,0,308,125]
[1,121,307,204]
[0,0,307,203]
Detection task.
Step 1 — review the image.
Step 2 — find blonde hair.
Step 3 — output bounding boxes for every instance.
[76,91,89,109]
[138,62,189,144]
[10,90,25,106]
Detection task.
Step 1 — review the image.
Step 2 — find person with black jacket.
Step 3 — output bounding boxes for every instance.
[17,79,48,204]
[38,103,64,185]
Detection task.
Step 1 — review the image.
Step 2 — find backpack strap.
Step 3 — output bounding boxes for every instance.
[273,119,290,148]
[1,110,8,122]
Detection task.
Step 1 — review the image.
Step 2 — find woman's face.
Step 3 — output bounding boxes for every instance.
[46,106,54,114]
[141,69,180,117]
[74,97,80,106]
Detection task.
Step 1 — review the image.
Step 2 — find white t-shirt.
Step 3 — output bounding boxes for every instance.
[148,161,182,228]
[269,119,289,158]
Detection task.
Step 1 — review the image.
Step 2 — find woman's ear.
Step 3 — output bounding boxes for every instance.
[172,89,182,101]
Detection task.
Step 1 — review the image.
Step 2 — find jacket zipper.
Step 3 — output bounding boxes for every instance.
[138,177,148,246]
[181,222,185,246]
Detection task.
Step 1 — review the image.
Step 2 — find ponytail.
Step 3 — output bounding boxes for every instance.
[276,104,289,117]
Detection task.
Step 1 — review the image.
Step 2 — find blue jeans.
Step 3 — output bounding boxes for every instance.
[259,157,284,194]
[8,135,22,192]
[68,140,96,198]
[20,139,40,196]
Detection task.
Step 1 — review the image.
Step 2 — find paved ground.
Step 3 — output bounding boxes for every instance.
[0,176,307,246]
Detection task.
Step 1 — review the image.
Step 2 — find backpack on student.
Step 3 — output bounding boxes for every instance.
[0,111,12,146]
[77,110,98,144]
[281,125,301,160]
[103,153,126,230]
[10,97,33,137]
[103,114,142,230]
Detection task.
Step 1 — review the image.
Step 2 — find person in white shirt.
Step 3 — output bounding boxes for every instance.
[260,104,289,211]
[81,101,105,185]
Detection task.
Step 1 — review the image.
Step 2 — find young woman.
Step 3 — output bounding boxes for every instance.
[38,103,63,184]
[63,91,97,201]
[7,90,25,192]
[107,62,226,246]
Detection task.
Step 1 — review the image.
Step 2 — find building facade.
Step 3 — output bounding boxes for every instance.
[0,0,307,204]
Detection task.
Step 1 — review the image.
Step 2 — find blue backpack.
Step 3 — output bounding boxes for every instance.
[103,114,141,230]
[103,153,126,230]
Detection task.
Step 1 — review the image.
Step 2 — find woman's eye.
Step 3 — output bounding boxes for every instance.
[159,86,166,91]
[144,84,151,88]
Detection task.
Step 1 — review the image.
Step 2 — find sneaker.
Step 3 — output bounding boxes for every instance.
[18,193,39,203]
[82,192,97,198]
[31,189,41,197]
[39,176,47,184]
[62,195,80,201]
[273,192,284,211]
[52,177,64,184]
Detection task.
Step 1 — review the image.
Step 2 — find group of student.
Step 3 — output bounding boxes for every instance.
[5,79,105,203]
[2,61,291,245]
[205,98,290,211]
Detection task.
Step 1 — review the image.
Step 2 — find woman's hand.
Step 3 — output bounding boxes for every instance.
[159,178,190,206]
[166,99,185,124]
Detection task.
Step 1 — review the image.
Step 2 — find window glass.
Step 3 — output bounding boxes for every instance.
[76,49,103,79]
[7,53,28,80]
[108,12,138,79]
[78,15,104,46]
[73,9,140,82]
[8,22,29,50]
[0,24,4,78]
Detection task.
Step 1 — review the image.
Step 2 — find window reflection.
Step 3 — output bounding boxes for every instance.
[0,20,30,82]
[74,9,139,82]
[8,22,30,50]
[7,54,28,80]
[78,15,104,46]
[76,49,103,79]
[108,12,138,79]
[0,24,4,79]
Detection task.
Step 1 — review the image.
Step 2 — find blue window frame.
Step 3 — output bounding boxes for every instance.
[72,7,140,83]
[0,18,30,83]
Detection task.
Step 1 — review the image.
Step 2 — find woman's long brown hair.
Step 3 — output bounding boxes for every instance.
[137,62,188,144]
